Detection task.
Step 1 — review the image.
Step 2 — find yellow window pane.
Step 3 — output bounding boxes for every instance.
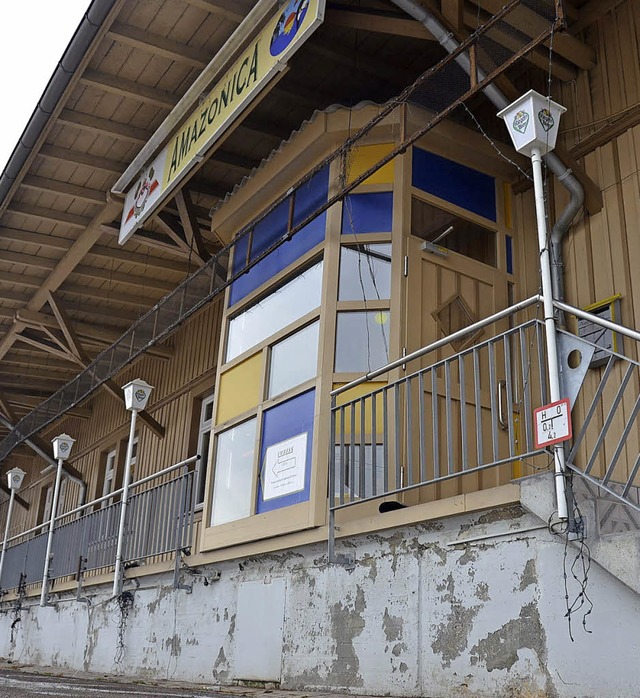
[333,382,387,439]
[347,144,395,186]
[217,353,262,425]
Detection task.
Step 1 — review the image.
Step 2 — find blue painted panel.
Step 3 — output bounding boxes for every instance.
[506,234,513,274]
[412,148,497,222]
[229,168,329,306]
[256,389,315,513]
[342,192,393,234]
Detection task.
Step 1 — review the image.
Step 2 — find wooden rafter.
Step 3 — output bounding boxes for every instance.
[1,250,57,272]
[7,202,93,229]
[80,70,179,110]
[38,144,129,175]
[0,228,73,251]
[181,0,246,23]
[89,244,191,274]
[100,224,200,262]
[3,394,91,419]
[175,189,211,263]
[59,283,161,306]
[57,109,153,144]
[107,22,210,69]
[21,175,106,204]
[0,483,29,510]
[326,6,435,39]
[0,270,44,288]
[72,265,177,293]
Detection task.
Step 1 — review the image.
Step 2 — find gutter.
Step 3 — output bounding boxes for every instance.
[0,0,120,210]
[389,0,584,325]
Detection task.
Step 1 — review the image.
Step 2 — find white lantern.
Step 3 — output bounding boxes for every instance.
[497,90,566,157]
[123,378,154,412]
[51,433,75,461]
[6,467,26,492]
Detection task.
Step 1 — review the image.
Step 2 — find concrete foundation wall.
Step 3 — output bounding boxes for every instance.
[1,504,639,697]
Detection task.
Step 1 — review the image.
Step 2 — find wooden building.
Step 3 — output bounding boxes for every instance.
[0,1,639,696]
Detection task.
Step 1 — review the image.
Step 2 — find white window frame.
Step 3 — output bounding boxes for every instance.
[101,447,118,508]
[196,394,215,509]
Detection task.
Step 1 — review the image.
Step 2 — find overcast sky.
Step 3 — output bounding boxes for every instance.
[0,1,90,173]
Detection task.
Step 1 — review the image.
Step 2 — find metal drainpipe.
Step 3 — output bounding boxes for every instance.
[388,0,584,323]
[0,416,87,506]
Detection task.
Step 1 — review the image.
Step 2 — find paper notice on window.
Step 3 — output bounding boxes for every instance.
[262,432,307,501]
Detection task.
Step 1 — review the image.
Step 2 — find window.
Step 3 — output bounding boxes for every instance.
[335,311,390,373]
[334,444,385,499]
[226,261,323,361]
[411,197,496,267]
[39,478,67,525]
[338,244,392,301]
[268,321,319,398]
[211,418,257,526]
[195,394,215,507]
[101,448,117,508]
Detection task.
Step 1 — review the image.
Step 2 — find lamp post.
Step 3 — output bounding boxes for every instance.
[113,378,153,597]
[0,467,26,590]
[40,434,75,606]
[498,90,569,520]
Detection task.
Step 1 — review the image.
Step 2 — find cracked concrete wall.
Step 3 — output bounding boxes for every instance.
[0,504,639,697]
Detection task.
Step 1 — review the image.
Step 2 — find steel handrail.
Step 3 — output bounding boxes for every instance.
[331,294,542,397]
[554,300,640,344]
[4,455,200,546]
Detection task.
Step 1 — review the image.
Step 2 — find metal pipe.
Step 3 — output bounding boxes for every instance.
[388,0,585,323]
[531,146,568,520]
[40,457,65,606]
[0,490,16,588]
[112,409,138,597]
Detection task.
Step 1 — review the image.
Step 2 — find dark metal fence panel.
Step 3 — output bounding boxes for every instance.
[0,531,48,589]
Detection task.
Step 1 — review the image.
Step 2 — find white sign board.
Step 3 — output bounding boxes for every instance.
[533,398,572,450]
[262,432,307,500]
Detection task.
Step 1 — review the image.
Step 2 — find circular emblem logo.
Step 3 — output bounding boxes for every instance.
[270,0,310,57]
[59,442,69,453]
[512,110,530,134]
[135,389,147,403]
[12,474,20,484]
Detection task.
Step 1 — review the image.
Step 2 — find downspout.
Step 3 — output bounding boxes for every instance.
[389,0,584,325]
[0,416,87,506]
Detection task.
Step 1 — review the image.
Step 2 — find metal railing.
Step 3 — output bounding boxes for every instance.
[329,296,640,557]
[0,456,198,594]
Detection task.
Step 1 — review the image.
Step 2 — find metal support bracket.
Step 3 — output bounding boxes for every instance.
[328,551,356,570]
[173,548,194,593]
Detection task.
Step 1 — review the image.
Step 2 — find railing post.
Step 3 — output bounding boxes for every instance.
[531,146,568,521]
[328,394,337,563]
[113,408,138,597]
[40,458,64,606]
[0,490,16,589]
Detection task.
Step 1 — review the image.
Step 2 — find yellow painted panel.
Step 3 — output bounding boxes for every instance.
[216,353,262,424]
[334,382,387,438]
[347,144,395,185]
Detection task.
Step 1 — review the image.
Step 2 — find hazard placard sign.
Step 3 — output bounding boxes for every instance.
[533,398,572,450]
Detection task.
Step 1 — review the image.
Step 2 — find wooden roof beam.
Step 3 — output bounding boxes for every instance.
[0,251,57,272]
[325,6,436,39]
[474,0,596,69]
[14,309,173,360]
[0,483,29,510]
[0,270,44,289]
[107,22,210,69]
[21,175,106,205]
[6,203,93,229]
[210,149,261,172]
[38,144,128,175]
[72,265,177,293]
[175,189,211,263]
[0,228,73,251]
[181,0,247,23]
[80,70,179,110]
[59,282,163,307]
[4,394,90,419]
[100,223,201,262]
[58,109,153,144]
[88,244,191,274]
[154,212,200,260]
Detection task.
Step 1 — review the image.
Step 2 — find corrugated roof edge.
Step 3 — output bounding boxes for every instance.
[0,0,119,211]
[209,100,381,217]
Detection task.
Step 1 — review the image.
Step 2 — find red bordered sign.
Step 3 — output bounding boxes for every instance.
[533,398,572,450]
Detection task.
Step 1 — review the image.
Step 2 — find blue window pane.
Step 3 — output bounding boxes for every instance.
[229,167,329,305]
[412,148,496,222]
[342,192,393,234]
[506,235,513,274]
[257,390,315,513]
